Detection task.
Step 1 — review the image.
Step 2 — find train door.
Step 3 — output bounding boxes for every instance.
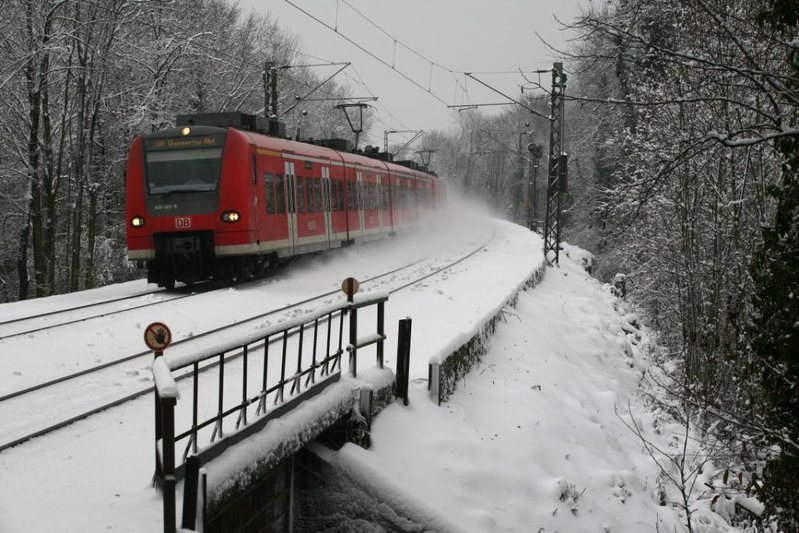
[322,166,332,248]
[284,161,297,253]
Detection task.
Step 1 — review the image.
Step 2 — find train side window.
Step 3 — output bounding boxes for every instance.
[264,173,275,214]
[367,183,375,210]
[313,178,321,212]
[308,176,316,213]
[308,177,316,212]
[288,175,296,214]
[297,176,306,213]
[276,174,286,214]
[347,181,356,211]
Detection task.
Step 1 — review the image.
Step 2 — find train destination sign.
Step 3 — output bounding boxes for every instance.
[144,322,172,351]
[145,135,223,151]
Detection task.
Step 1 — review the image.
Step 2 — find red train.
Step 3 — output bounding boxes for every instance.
[125,112,444,288]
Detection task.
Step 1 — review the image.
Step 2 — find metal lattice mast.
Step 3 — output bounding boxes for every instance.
[263,62,278,118]
[543,62,567,265]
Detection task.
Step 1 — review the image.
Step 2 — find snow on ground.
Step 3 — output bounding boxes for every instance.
[0,200,737,532]
[339,243,668,532]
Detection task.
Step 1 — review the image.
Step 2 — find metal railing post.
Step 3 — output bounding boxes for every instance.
[153,350,164,484]
[181,455,201,530]
[191,363,198,455]
[377,301,385,368]
[349,305,358,377]
[162,396,177,533]
[211,353,225,441]
[396,318,412,405]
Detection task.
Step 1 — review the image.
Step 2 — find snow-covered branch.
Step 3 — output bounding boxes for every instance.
[704,128,799,147]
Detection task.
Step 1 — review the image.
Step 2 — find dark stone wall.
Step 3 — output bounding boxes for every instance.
[205,457,292,533]
[293,448,426,533]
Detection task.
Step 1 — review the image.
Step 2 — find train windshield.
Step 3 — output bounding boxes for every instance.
[144,146,222,194]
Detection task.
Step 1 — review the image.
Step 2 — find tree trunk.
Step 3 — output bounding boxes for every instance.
[84,184,98,289]
[17,206,32,301]
[69,182,83,292]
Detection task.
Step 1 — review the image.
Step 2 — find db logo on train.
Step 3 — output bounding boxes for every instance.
[175,217,191,229]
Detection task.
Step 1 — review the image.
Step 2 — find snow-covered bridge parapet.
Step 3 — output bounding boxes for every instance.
[150,292,395,533]
[428,259,547,404]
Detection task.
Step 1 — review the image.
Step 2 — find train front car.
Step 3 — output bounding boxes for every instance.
[125,125,255,288]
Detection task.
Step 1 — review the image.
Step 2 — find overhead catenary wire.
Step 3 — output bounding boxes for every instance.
[339,0,452,73]
[272,61,373,108]
[289,53,408,139]
[465,72,551,121]
[349,63,408,129]
[284,0,451,107]
[334,0,473,106]
[284,2,555,129]
[281,62,351,115]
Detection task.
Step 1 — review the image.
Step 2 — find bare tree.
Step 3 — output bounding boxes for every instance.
[558,0,799,525]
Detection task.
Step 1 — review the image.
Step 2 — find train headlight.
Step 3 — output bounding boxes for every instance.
[131,216,146,228]
[180,126,191,136]
[221,210,240,223]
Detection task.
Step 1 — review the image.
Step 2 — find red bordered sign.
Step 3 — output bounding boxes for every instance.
[144,322,172,351]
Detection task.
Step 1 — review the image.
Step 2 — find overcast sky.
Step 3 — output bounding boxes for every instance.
[239,0,583,143]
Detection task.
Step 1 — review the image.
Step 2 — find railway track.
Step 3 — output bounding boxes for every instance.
[0,232,493,453]
[0,279,244,341]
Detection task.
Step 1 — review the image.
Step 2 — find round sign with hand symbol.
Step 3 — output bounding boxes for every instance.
[144,322,172,351]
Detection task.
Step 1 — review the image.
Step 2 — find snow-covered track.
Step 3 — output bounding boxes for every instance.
[0,233,493,453]
[0,288,200,341]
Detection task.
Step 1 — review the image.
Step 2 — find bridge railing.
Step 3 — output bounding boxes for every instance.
[151,291,389,533]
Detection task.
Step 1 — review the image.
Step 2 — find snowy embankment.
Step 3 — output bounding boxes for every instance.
[326,241,739,533]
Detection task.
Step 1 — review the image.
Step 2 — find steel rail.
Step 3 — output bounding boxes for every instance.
[0,289,170,328]
[0,288,207,341]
